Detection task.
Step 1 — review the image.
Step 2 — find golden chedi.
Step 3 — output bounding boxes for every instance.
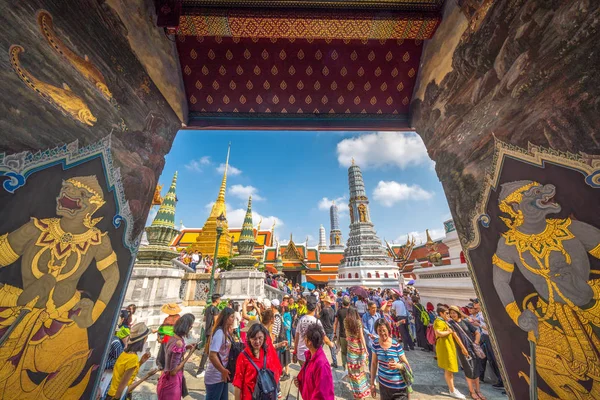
[190,145,232,257]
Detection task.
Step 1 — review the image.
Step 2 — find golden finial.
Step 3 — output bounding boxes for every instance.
[351,157,355,165]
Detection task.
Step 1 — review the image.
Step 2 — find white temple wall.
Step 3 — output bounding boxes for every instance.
[412,264,476,307]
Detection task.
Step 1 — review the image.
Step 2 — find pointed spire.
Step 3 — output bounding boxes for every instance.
[209,144,230,218]
[215,143,230,211]
[270,220,276,246]
[425,229,434,245]
[151,171,178,228]
[351,157,355,165]
[237,196,255,254]
[255,216,263,239]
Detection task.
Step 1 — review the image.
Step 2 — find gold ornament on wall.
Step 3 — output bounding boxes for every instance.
[9,45,96,126]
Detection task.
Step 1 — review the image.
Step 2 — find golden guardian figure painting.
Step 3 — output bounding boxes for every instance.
[466,140,600,400]
[0,137,135,400]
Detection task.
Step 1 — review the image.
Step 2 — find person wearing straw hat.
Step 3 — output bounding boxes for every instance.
[156,303,182,370]
[107,322,158,399]
[96,326,130,400]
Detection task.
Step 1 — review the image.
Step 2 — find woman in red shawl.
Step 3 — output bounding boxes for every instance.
[233,322,282,400]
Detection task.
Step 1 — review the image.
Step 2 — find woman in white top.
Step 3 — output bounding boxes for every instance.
[355,297,367,317]
[205,307,235,400]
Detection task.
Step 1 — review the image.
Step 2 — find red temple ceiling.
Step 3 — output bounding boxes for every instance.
[161,0,444,129]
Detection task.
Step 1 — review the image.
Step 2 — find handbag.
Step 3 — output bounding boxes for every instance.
[426,324,436,345]
[454,321,486,359]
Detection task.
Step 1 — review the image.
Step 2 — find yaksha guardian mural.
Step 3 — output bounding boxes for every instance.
[493,181,600,399]
[466,140,600,400]
[0,176,118,399]
[0,137,137,400]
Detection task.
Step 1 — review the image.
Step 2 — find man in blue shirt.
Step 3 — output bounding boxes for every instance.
[362,301,381,369]
[391,293,415,351]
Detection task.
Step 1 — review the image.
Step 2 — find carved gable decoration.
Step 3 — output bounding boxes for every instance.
[283,239,303,261]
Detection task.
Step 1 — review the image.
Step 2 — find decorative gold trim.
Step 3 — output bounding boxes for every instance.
[498,181,539,229]
[492,253,514,273]
[66,178,106,208]
[505,301,520,325]
[96,251,117,271]
[589,243,600,259]
[0,234,19,267]
[92,299,107,321]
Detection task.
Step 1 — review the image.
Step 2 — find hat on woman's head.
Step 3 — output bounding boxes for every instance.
[116,326,130,339]
[448,305,462,314]
[262,298,272,308]
[161,303,182,316]
[426,302,434,312]
[129,322,151,344]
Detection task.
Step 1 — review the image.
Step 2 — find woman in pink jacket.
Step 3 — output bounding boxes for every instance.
[294,323,335,400]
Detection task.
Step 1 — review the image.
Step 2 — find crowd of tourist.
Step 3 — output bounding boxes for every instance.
[177,250,215,273]
[97,285,502,400]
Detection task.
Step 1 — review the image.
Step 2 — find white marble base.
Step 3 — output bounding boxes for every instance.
[333,264,401,289]
[219,270,266,303]
[412,264,476,307]
[123,266,187,354]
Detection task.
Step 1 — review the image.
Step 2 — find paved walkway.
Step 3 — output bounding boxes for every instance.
[132,346,506,400]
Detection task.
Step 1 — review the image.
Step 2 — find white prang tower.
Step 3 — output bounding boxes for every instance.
[318,224,327,250]
[334,160,399,289]
[329,201,344,249]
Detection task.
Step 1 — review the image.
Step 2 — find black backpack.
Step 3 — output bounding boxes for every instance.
[226,332,244,382]
[217,329,244,382]
[243,351,277,400]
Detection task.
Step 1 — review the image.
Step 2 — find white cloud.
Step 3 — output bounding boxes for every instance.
[227,209,283,230]
[229,184,264,201]
[373,181,433,207]
[185,156,212,172]
[217,163,242,176]
[317,196,347,212]
[394,228,445,245]
[337,131,433,170]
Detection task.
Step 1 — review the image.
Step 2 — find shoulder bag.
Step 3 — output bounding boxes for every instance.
[454,321,486,359]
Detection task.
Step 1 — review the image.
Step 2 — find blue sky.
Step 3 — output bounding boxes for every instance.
[148,130,451,246]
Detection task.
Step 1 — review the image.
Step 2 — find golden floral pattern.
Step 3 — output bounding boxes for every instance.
[178,36,421,115]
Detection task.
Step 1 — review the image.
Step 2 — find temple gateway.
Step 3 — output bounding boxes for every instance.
[0,0,598,399]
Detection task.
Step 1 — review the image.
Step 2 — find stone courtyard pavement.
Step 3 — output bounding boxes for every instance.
[133,347,507,400]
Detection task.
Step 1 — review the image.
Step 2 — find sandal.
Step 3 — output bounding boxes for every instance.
[470,392,481,400]
[476,392,487,400]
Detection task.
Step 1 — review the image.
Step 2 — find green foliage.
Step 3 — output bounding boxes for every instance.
[217,299,229,311]
[217,256,234,271]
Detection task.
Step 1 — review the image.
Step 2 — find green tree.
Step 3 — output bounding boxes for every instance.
[217,256,234,271]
